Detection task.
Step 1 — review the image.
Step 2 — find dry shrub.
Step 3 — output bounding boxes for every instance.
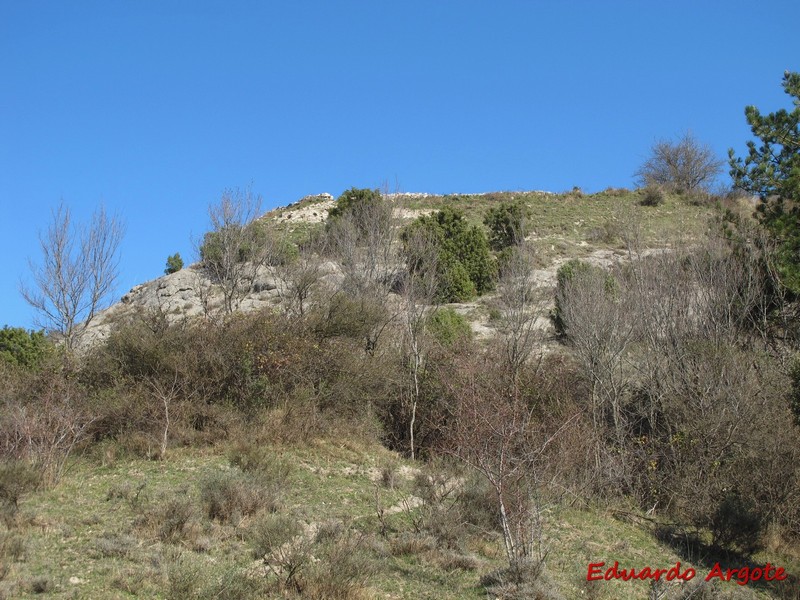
[161,548,202,599]
[200,470,278,524]
[227,440,293,482]
[708,491,764,554]
[106,480,148,511]
[433,550,481,571]
[113,431,162,460]
[161,548,270,600]
[481,563,564,600]
[253,520,379,599]
[378,461,398,489]
[457,472,500,533]
[92,533,136,559]
[410,468,467,549]
[603,186,630,197]
[134,489,199,544]
[25,575,54,594]
[73,298,396,459]
[585,220,621,244]
[249,513,303,560]
[0,369,95,485]
[389,532,438,557]
[0,531,26,565]
[250,514,312,594]
[302,531,376,600]
[640,185,666,206]
[0,461,40,526]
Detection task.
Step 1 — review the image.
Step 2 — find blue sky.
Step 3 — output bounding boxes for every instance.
[1,1,798,329]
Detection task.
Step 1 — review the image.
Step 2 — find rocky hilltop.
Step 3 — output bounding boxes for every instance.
[79,188,687,351]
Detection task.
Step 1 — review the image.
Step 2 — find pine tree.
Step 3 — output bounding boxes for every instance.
[164,252,184,275]
[729,71,800,292]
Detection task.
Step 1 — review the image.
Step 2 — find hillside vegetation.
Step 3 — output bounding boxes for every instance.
[2,185,800,600]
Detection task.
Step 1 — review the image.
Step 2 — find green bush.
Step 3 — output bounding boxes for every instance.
[164,253,184,275]
[199,220,270,269]
[552,259,616,334]
[484,200,529,250]
[428,308,472,347]
[730,71,800,294]
[457,225,496,295]
[709,491,764,555]
[402,207,496,303]
[327,187,383,224]
[438,258,476,303]
[552,260,592,334]
[0,326,51,369]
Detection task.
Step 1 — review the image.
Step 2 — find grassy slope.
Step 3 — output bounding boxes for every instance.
[4,442,797,599]
[273,188,719,267]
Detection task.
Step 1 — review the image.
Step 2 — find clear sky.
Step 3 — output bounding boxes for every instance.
[1,0,798,329]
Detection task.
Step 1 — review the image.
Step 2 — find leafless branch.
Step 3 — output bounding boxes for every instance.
[21,202,124,352]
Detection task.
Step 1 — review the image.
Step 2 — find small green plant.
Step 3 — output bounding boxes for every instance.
[164,252,184,274]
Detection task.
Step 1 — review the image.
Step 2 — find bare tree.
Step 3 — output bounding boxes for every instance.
[398,226,440,460]
[495,243,548,392]
[635,132,723,193]
[271,232,324,319]
[21,202,124,352]
[327,190,400,352]
[439,354,571,579]
[143,369,185,460]
[198,187,271,315]
[556,262,636,444]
